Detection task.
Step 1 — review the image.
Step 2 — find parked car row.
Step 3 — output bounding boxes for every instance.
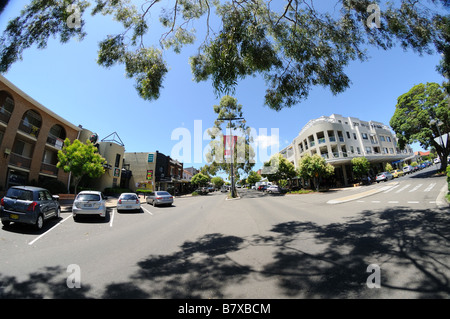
[0,186,178,229]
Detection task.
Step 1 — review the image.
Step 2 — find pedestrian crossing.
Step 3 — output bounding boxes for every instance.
[382,182,436,194]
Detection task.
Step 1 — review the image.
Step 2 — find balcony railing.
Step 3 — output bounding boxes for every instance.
[0,109,12,125]
[9,152,32,169]
[18,120,40,138]
[40,162,59,176]
[46,134,64,150]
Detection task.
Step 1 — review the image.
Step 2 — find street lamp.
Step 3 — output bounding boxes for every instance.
[217,116,245,198]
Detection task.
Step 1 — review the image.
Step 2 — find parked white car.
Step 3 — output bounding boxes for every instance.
[402,165,413,174]
[72,191,107,220]
[117,193,141,212]
[434,157,441,164]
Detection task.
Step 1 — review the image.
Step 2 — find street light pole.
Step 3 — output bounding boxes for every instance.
[218,116,244,198]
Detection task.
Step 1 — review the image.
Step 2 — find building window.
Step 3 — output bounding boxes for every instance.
[386,136,391,142]
[357,147,361,154]
[346,131,350,139]
[115,154,121,168]
[380,136,385,142]
[350,146,354,153]
[353,133,357,140]
[365,147,372,154]
[361,133,368,140]
[389,148,394,154]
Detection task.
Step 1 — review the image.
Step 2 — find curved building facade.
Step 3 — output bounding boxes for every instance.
[289,114,414,186]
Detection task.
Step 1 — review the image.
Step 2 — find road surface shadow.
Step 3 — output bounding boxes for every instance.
[1,206,449,298]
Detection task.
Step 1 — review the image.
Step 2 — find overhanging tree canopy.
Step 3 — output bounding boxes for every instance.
[0,0,448,110]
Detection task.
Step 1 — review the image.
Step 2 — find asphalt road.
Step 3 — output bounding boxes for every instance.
[0,165,448,299]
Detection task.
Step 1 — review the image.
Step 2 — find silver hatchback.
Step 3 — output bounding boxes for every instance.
[146,191,174,207]
[72,191,107,220]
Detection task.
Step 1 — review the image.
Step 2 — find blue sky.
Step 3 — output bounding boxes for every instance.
[0,1,446,173]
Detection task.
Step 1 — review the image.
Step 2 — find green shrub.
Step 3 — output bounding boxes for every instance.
[447,165,450,192]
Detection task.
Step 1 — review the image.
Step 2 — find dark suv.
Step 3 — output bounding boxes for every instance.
[0,186,61,229]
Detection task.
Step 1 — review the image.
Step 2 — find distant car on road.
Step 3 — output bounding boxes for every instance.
[72,190,107,221]
[117,193,141,212]
[0,186,61,229]
[146,191,174,207]
[376,172,394,183]
[265,185,287,194]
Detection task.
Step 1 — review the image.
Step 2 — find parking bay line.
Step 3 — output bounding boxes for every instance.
[110,209,115,227]
[28,214,72,246]
[141,206,153,215]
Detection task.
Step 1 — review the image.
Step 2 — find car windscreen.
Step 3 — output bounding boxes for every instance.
[120,194,137,200]
[76,194,101,201]
[6,188,33,201]
[156,191,171,196]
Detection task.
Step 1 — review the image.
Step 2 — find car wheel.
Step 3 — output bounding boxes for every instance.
[35,214,44,230]
[1,220,11,227]
[153,200,157,207]
[56,207,61,219]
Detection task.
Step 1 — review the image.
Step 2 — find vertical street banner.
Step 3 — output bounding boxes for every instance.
[223,135,237,159]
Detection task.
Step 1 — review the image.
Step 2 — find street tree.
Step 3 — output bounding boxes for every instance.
[205,95,255,196]
[211,176,225,189]
[390,82,450,172]
[261,153,297,185]
[246,170,262,185]
[297,154,334,191]
[351,156,370,182]
[57,138,106,194]
[0,1,448,111]
[190,172,210,188]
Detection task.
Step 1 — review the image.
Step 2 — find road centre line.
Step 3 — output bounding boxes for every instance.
[28,214,72,246]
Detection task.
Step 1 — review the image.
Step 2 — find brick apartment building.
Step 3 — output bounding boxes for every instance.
[0,75,81,192]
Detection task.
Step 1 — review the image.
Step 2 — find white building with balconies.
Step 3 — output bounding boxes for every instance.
[283,114,414,186]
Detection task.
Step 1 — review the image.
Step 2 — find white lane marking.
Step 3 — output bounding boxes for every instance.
[409,184,422,192]
[395,184,411,193]
[384,184,399,193]
[141,206,153,215]
[110,209,115,227]
[407,201,420,204]
[424,183,436,192]
[28,214,72,246]
[388,201,399,204]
